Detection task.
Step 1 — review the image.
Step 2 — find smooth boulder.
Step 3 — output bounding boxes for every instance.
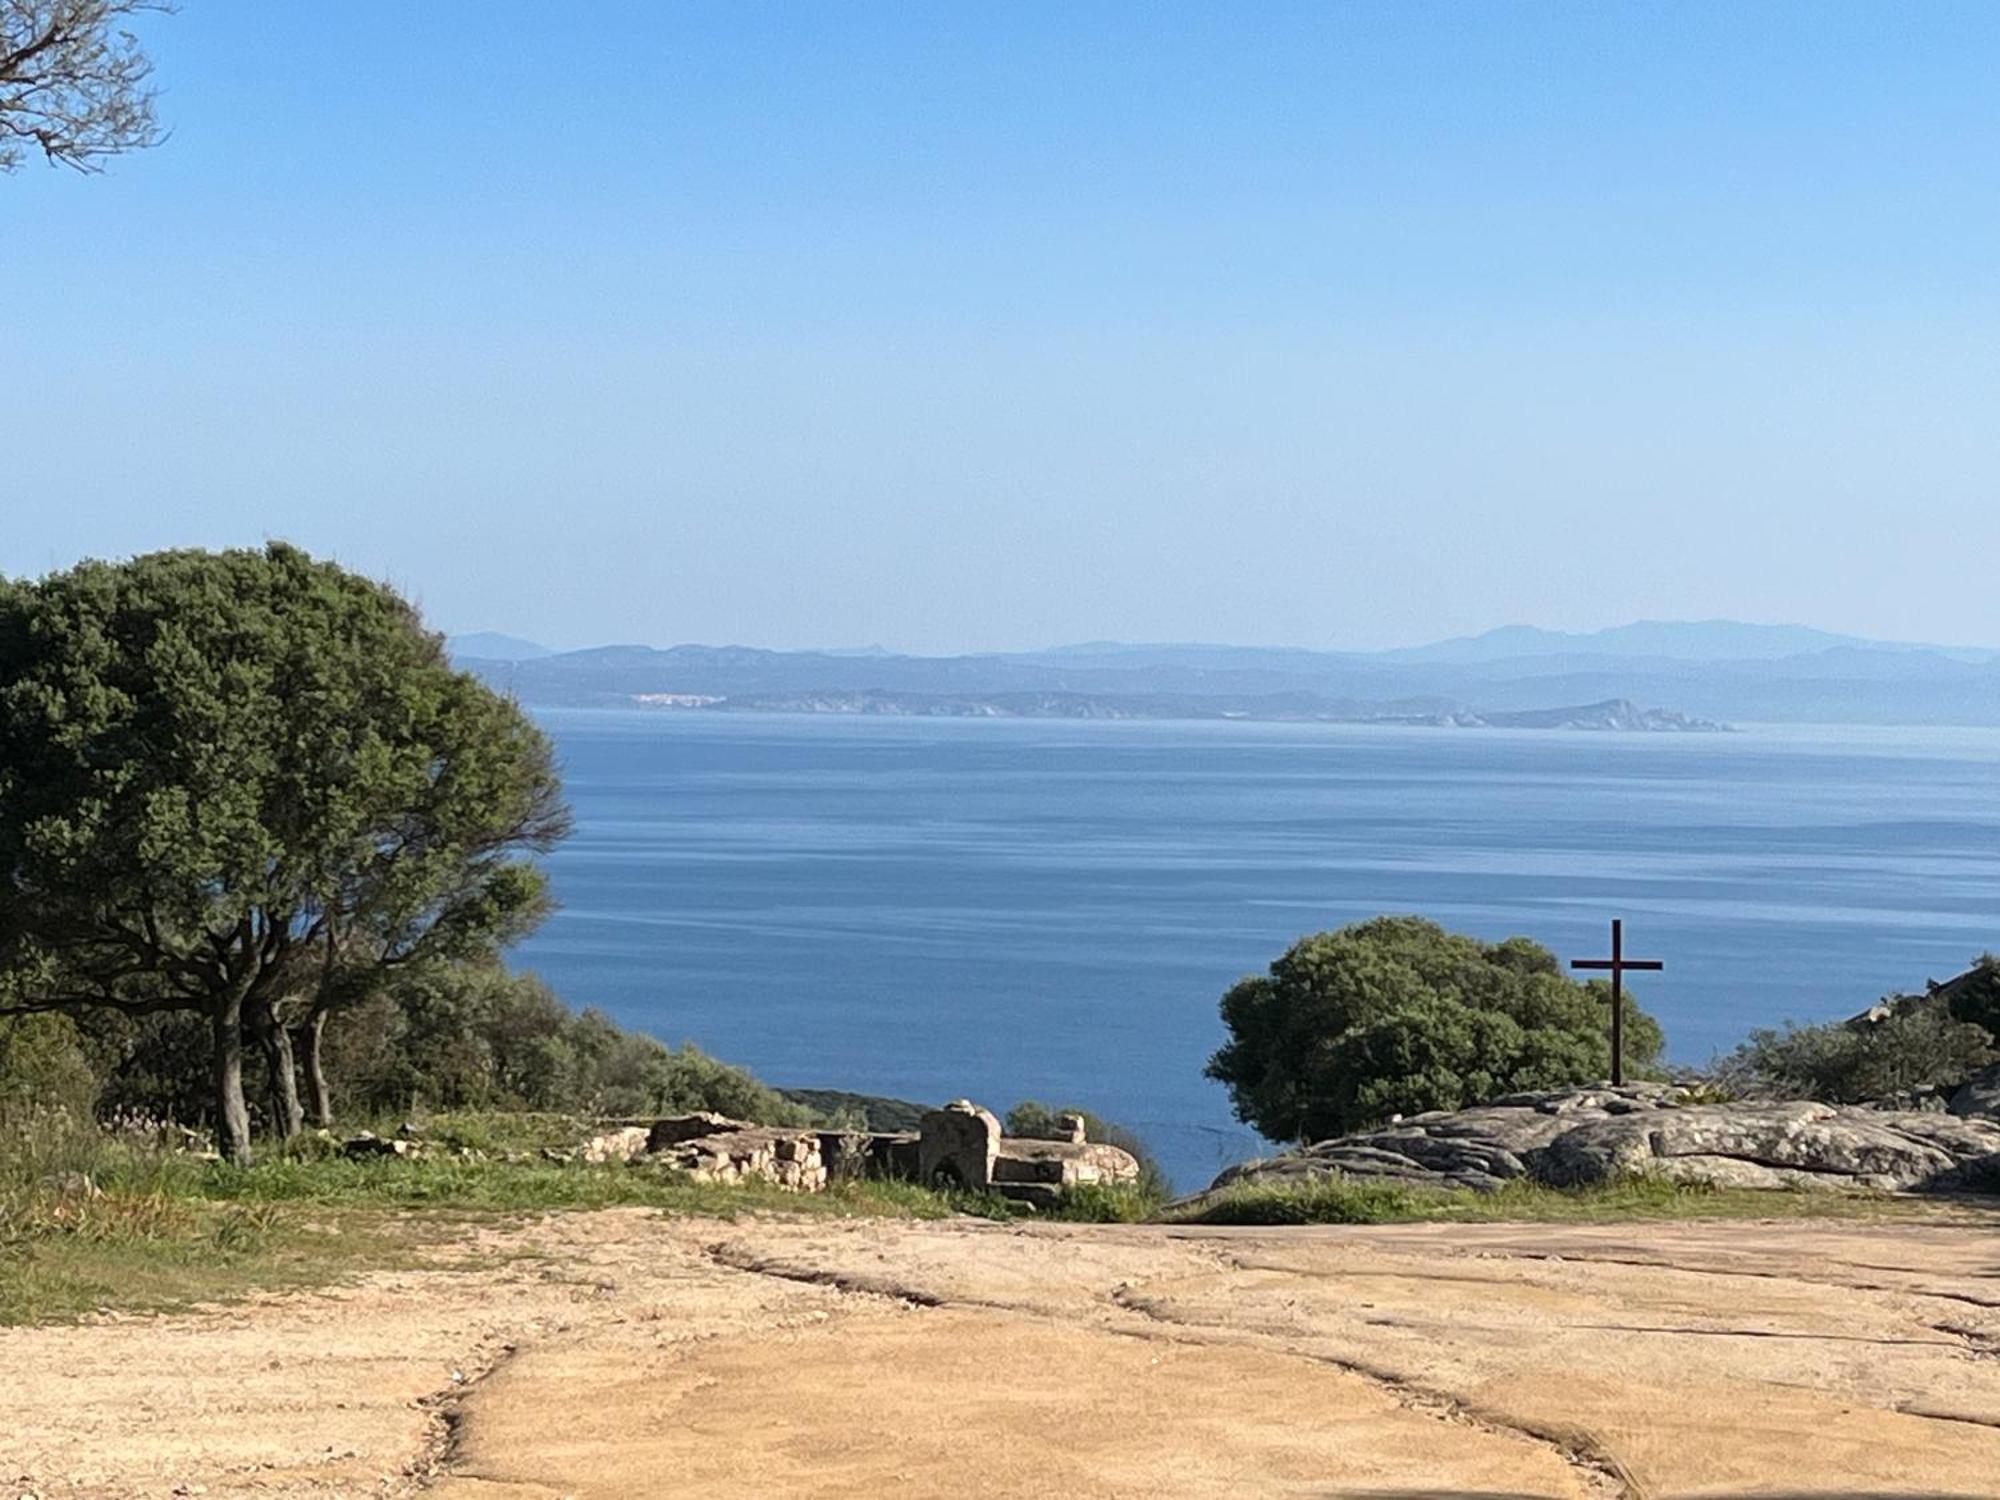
[1212,1083,2000,1195]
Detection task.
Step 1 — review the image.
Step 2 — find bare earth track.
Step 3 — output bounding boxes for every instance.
[7,1209,2000,1498]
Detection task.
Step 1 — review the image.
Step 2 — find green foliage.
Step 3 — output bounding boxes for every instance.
[1205,916,1666,1142]
[1043,1182,1160,1223]
[317,958,810,1124]
[1717,1006,1994,1104]
[83,1011,214,1125]
[1168,1173,1946,1228]
[5,948,812,1140]
[0,1013,96,1125]
[778,1089,929,1133]
[0,544,568,1159]
[1175,1176,1431,1225]
[1945,954,2000,1037]
[1003,1099,1172,1200]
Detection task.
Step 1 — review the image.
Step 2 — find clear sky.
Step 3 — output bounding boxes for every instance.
[5,2,1998,652]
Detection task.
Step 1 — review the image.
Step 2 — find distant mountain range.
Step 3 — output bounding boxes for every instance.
[446,631,552,661]
[444,620,2000,727]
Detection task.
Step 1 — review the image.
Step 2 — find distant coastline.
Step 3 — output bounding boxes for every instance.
[448,624,2000,727]
[621,690,1729,732]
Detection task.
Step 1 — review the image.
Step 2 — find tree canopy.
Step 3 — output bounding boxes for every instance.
[0,543,568,1160]
[1205,915,1665,1143]
[1,1,165,173]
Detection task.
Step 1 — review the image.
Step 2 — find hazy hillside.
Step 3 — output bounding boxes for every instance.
[454,621,2000,725]
[447,632,552,661]
[1372,621,1939,664]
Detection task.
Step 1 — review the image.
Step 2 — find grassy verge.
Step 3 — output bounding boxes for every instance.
[1164,1172,2000,1227]
[27,1111,1977,1325]
[0,1114,1167,1324]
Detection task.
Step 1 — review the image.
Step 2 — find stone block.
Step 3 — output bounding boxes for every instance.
[918,1100,1001,1189]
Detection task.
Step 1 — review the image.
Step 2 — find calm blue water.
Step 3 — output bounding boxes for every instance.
[515,712,2000,1190]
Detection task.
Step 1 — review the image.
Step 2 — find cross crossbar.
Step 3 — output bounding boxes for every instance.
[1568,918,1663,1086]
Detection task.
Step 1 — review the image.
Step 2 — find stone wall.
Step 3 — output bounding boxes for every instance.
[655,1124,827,1192]
[568,1100,1139,1205]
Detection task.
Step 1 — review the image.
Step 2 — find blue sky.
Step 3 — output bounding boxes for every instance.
[4,2,1998,652]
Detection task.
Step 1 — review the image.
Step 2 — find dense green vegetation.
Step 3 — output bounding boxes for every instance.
[4,975,822,1137]
[0,544,567,1162]
[1205,916,1666,1142]
[1716,963,1997,1104]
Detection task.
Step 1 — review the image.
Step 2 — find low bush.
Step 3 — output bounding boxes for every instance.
[1173,1176,1429,1225]
[1716,1006,1993,1104]
[0,1014,98,1126]
[14,962,815,1142]
[1044,1182,1162,1223]
[1205,917,1667,1143]
[317,965,813,1125]
[1164,1171,1950,1227]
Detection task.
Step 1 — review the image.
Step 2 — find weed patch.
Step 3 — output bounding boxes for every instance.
[1165,1172,1994,1227]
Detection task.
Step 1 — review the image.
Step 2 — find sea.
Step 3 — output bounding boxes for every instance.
[514,710,2000,1191]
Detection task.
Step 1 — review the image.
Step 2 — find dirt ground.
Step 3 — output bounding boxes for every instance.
[5,1209,2000,1499]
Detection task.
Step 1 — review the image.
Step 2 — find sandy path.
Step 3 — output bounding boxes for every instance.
[6,1209,2000,1498]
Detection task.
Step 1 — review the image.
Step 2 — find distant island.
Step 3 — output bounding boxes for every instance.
[448,621,2000,726]
[623,689,1725,732]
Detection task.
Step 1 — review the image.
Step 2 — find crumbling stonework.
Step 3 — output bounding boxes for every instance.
[341,1130,420,1160]
[647,1112,750,1150]
[652,1122,827,1192]
[560,1100,1138,1205]
[816,1130,918,1181]
[990,1136,1142,1208]
[578,1125,652,1164]
[917,1100,1002,1189]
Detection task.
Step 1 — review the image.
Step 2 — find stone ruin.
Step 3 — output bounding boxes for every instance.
[575,1098,1141,1207]
[917,1100,1141,1209]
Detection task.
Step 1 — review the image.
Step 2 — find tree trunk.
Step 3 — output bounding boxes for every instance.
[302,1005,333,1129]
[249,995,304,1142]
[211,1000,252,1167]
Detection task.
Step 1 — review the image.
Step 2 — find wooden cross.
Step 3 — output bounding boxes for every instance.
[1569,918,1662,1086]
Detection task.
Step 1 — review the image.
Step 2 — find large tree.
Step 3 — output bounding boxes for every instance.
[0,543,569,1161]
[1,1,166,173]
[1206,916,1665,1144]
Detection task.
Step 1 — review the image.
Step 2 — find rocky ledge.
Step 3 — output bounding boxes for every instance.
[1210,1083,2000,1196]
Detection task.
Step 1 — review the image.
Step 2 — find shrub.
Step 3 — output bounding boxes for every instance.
[1205,916,1664,1143]
[1045,1182,1160,1223]
[1943,955,2000,1037]
[319,962,809,1125]
[1717,1006,1993,1104]
[1178,1177,1429,1225]
[0,1014,97,1127]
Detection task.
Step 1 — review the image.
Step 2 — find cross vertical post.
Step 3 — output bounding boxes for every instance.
[1569,918,1664,1086]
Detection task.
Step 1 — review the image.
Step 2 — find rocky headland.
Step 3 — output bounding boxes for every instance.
[1208,1081,2000,1196]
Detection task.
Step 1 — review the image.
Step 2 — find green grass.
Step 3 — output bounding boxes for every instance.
[17,1110,1983,1326]
[0,1197,433,1326]
[1042,1181,1164,1223]
[0,1113,1027,1325]
[1165,1172,2000,1227]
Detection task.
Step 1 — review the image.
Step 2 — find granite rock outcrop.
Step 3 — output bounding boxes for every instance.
[1211,1083,2000,1195]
